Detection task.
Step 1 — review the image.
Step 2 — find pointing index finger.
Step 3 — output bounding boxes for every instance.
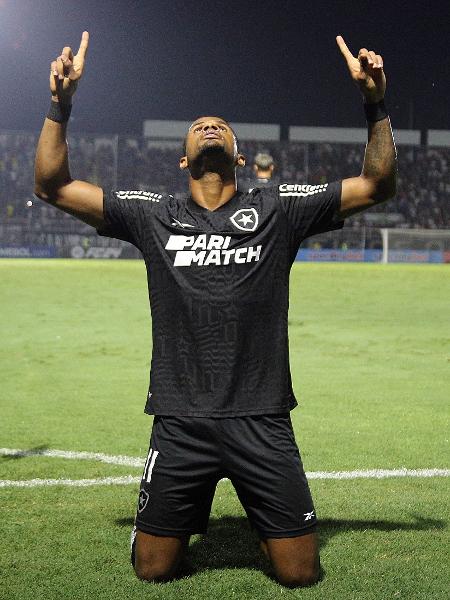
[336,35,354,61]
[77,31,89,58]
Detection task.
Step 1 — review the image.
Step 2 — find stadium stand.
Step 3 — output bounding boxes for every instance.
[1,132,448,258]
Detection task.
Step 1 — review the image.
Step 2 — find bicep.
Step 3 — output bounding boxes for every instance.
[339,176,378,219]
[37,179,104,228]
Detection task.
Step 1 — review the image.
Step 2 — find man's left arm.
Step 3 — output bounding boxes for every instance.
[336,36,397,219]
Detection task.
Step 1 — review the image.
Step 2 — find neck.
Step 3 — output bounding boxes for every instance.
[189,171,238,211]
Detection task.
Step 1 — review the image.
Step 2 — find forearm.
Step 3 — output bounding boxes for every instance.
[361,116,397,202]
[32,32,103,226]
[34,110,72,201]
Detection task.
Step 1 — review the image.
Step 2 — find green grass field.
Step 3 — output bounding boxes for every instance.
[1,260,449,600]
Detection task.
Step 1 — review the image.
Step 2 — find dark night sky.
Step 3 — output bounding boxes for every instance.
[0,0,449,135]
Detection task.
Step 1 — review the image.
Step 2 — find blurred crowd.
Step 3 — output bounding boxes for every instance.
[1,132,448,239]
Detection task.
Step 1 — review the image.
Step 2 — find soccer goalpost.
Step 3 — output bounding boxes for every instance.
[380,228,450,263]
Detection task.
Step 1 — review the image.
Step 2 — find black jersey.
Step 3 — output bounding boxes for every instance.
[98,182,343,417]
[246,176,280,191]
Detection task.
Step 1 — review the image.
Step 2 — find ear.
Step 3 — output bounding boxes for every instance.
[179,156,188,170]
[270,164,274,173]
[236,153,246,168]
[253,164,258,173]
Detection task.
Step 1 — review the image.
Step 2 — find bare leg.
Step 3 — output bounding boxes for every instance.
[262,532,320,588]
[133,529,190,582]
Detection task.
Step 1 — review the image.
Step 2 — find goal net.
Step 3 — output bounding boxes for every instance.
[380,228,450,263]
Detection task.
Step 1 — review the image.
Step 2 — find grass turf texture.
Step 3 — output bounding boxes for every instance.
[1,259,449,599]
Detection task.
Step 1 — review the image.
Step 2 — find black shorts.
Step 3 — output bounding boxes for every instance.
[133,413,317,540]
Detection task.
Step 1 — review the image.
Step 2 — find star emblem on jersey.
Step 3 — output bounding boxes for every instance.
[137,489,149,513]
[230,208,259,232]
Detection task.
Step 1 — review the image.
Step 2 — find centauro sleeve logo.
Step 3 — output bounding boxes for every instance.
[230,208,259,232]
[279,183,328,197]
[116,190,162,202]
[165,234,262,267]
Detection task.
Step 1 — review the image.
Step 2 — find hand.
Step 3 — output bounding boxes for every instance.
[336,35,386,103]
[50,31,89,104]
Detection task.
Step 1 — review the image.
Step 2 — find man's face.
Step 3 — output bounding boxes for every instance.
[181,116,240,169]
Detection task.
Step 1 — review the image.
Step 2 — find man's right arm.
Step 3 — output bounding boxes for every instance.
[34,115,104,227]
[34,31,105,229]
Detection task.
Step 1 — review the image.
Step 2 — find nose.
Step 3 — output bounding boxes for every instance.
[203,122,219,132]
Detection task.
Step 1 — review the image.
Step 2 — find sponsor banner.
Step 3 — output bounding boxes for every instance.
[296,249,380,262]
[0,246,56,258]
[387,250,444,263]
[296,249,445,263]
[70,245,124,259]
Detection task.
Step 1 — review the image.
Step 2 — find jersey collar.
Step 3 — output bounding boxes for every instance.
[187,190,244,215]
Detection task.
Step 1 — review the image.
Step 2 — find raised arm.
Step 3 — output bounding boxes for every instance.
[335,36,397,219]
[34,31,104,228]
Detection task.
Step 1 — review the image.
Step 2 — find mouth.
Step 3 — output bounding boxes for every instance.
[203,132,221,140]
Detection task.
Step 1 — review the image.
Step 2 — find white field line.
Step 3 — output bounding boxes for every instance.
[306,468,450,480]
[0,476,139,488]
[0,448,449,489]
[0,447,144,467]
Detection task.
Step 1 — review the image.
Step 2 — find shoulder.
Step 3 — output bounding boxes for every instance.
[240,186,280,205]
[244,183,334,203]
[107,189,178,214]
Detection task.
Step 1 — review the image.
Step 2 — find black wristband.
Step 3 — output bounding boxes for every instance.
[364,99,388,122]
[47,100,72,123]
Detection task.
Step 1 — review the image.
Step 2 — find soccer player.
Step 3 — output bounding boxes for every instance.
[34,32,396,587]
[251,152,277,189]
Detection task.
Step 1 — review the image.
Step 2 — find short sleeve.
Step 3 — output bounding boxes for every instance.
[279,181,344,241]
[97,190,157,250]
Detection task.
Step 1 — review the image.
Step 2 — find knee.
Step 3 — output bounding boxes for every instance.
[131,529,188,583]
[134,560,177,583]
[275,564,320,588]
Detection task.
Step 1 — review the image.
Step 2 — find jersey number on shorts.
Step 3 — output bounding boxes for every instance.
[142,448,159,483]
